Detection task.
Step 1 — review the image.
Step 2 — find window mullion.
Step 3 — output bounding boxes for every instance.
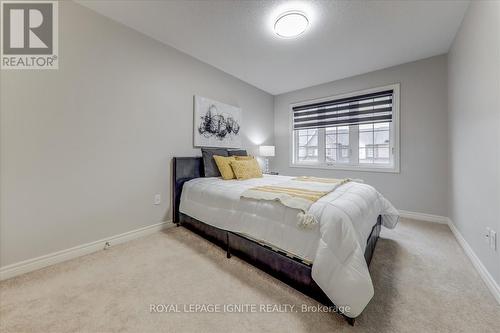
[336,127,340,161]
[318,128,326,165]
[350,125,359,165]
[372,124,375,163]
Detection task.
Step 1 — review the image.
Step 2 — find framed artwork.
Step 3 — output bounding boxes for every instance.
[194,95,242,148]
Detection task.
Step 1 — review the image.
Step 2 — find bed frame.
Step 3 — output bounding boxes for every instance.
[172,157,381,326]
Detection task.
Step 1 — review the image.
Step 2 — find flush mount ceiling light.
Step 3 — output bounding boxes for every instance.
[274,11,309,38]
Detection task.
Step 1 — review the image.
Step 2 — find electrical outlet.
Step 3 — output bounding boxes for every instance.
[154,194,161,205]
[490,230,497,250]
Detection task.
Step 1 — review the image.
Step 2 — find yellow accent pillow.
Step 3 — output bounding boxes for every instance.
[235,155,254,160]
[230,159,263,180]
[213,155,236,180]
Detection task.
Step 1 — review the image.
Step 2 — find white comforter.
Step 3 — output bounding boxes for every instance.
[179,175,399,318]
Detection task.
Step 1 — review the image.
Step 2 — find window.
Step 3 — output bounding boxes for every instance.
[325,126,349,163]
[291,84,399,172]
[359,122,391,164]
[296,128,318,162]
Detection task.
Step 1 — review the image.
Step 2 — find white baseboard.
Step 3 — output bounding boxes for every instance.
[398,210,448,224]
[0,221,174,281]
[447,219,500,305]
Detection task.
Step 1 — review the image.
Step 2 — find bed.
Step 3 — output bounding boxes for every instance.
[172,156,399,325]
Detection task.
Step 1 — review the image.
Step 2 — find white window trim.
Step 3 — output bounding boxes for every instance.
[289,83,400,173]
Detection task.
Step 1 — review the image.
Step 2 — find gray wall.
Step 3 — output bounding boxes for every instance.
[448,1,500,285]
[273,56,449,216]
[0,1,274,267]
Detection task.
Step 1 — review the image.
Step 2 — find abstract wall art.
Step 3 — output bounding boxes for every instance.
[194,95,242,148]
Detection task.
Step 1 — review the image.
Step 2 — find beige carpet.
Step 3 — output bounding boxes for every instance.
[1,219,499,332]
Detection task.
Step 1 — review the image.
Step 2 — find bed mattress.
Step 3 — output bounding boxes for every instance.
[179,175,321,263]
[179,174,394,263]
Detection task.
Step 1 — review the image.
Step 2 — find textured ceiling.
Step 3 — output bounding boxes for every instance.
[78,0,469,95]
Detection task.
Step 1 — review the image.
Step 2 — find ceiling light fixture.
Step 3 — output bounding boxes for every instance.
[274,11,309,38]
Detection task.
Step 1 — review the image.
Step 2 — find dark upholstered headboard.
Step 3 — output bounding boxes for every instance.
[172,157,204,223]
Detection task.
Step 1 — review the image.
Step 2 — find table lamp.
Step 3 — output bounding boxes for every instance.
[259,145,275,174]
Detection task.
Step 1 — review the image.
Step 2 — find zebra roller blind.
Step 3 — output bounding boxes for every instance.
[293,89,393,130]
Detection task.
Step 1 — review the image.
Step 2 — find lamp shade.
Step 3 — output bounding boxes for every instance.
[259,145,275,157]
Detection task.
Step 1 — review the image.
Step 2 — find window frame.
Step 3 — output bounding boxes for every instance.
[289,83,400,173]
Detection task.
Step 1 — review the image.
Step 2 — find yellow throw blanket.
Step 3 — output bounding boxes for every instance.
[241,177,351,228]
[246,186,329,202]
[292,176,348,184]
